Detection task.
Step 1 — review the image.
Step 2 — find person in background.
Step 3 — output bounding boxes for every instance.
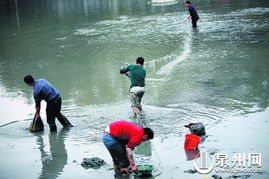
[185,1,199,28]
[120,57,146,117]
[24,75,73,132]
[103,121,154,176]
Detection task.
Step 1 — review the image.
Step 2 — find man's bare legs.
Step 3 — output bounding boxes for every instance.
[132,106,141,118]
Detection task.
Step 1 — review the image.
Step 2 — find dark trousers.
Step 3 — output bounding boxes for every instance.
[46,97,72,131]
[103,133,130,168]
[192,18,199,28]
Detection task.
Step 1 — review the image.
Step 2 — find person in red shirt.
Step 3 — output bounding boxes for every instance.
[103,121,154,176]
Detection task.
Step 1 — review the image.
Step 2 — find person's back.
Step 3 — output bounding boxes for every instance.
[120,57,146,117]
[109,121,144,148]
[125,64,146,88]
[188,5,199,20]
[34,79,59,102]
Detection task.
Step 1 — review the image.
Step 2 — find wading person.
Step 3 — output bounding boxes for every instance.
[185,1,199,28]
[103,121,154,176]
[120,57,146,117]
[24,75,73,132]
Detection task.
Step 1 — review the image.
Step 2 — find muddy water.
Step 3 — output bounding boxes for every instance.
[0,0,269,178]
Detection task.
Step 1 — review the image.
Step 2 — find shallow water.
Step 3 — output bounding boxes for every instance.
[0,0,269,178]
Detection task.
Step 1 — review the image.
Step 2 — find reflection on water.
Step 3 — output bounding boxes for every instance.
[151,0,179,7]
[35,128,70,178]
[130,115,152,157]
[0,0,269,137]
[135,141,152,157]
[184,148,200,161]
[1,1,269,115]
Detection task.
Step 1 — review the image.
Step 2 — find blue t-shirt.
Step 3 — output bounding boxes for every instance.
[189,5,199,19]
[33,79,59,106]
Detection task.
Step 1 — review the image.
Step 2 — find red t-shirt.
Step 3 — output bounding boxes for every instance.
[109,121,144,150]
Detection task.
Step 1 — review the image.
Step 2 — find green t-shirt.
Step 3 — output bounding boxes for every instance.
[120,64,146,88]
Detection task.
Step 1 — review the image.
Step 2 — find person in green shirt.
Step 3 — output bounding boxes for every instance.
[120,57,146,117]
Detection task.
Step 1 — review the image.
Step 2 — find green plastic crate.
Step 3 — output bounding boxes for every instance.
[136,164,154,177]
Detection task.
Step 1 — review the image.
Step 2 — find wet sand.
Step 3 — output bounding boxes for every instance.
[0,108,269,179]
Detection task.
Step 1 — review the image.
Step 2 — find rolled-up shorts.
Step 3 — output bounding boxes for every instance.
[102,132,130,168]
[129,86,145,107]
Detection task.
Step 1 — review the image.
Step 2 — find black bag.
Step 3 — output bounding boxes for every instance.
[184,122,206,136]
[29,114,44,132]
[81,157,105,169]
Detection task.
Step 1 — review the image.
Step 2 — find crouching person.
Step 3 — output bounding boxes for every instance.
[24,75,73,132]
[103,121,154,176]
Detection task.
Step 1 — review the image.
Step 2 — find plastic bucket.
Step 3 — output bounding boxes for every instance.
[184,134,201,149]
[184,148,200,161]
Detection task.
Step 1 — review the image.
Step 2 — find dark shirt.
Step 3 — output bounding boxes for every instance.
[189,5,199,20]
[120,64,146,88]
[33,79,60,106]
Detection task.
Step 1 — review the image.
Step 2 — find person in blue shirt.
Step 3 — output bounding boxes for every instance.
[24,75,73,131]
[185,1,199,28]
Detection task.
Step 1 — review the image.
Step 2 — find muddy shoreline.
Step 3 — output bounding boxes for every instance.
[0,107,269,179]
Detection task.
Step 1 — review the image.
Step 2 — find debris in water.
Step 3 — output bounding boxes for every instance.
[81,157,105,169]
[184,169,197,174]
[212,174,222,179]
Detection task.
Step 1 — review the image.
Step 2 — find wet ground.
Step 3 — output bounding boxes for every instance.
[0,0,269,178]
[0,107,269,179]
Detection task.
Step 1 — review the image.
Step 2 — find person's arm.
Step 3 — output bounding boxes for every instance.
[126,147,138,173]
[120,65,130,74]
[34,94,42,118]
[35,105,41,118]
[188,8,192,20]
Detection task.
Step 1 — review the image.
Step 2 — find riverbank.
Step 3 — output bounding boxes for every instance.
[0,106,268,179]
